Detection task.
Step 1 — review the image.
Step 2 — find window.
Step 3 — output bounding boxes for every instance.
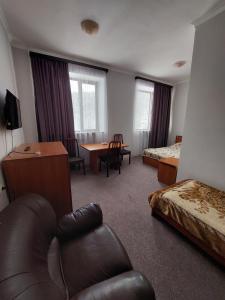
[69,64,107,134]
[70,79,98,132]
[134,80,154,131]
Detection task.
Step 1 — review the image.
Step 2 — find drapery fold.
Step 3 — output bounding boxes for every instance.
[149,82,172,148]
[30,53,75,152]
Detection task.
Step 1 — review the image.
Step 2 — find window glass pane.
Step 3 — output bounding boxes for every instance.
[70,80,81,131]
[135,90,153,130]
[82,83,96,131]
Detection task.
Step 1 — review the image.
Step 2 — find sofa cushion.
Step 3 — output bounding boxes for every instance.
[60,224,132,297]
[71,271,155,300]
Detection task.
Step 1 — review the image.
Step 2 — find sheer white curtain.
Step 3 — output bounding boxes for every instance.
[132,79,154,156]
[69,64,108,163]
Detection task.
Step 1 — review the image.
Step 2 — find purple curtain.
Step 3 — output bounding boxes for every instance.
[30,53,75,152]
[149,82,172,148]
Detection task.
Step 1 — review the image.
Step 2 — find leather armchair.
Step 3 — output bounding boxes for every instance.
[0,195,155,300]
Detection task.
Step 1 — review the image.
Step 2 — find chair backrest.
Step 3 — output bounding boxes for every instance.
[108,141,121,160]
[63,138,79,157]
[113,134,123,143]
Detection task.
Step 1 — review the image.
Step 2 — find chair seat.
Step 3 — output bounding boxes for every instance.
[120,149,131,155]
[69,156,84,163]
[61,224,132,294]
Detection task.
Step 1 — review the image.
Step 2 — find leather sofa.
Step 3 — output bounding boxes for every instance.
[0,194,155,300]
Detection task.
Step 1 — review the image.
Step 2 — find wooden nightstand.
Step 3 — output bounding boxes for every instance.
[158,157,179,185]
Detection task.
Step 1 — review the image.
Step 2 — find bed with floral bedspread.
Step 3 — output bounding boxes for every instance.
[144,142,181,160]
[149,180,225,265]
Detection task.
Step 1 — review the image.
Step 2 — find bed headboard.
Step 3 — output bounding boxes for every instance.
[175,135,182,143]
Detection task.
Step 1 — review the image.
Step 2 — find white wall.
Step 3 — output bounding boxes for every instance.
[169,81,189,144]
[12,47,38,142]
[0,17,24,210]
[178,10,225,190]
[107,70,135,152]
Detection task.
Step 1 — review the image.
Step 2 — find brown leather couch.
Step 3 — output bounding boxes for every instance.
[0,195,155,300]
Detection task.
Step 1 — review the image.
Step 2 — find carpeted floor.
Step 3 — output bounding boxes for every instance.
[71,157,225,300]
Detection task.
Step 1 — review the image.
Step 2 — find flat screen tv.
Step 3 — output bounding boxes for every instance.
[4,89,22,130]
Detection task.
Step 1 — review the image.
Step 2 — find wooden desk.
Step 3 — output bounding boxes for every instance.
[158,157,179,185]
[81,143,128,174]
[2,142,72,219]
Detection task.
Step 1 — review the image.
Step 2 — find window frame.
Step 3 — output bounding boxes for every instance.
[134,87,154,132]
[70,78,99,133]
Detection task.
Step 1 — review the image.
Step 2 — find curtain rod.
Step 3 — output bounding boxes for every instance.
[135,76,173,88]
[30,51,109,73]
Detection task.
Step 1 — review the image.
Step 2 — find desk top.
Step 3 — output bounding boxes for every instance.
[80,143,128,152]
[159,157,179,168]
[3,142,68,161]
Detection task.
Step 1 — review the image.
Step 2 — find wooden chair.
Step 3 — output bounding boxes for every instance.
[99,141,122,177]
[63,138,86,175]
[113,134,131,164]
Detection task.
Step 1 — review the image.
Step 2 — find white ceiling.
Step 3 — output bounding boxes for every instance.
[0,0,220,83]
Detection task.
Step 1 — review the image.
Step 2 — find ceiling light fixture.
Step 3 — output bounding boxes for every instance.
[81,19,99,35]
[174,60,186,68]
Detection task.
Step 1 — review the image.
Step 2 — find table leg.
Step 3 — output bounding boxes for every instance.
[89,149,108,174]
[89,151,99,174]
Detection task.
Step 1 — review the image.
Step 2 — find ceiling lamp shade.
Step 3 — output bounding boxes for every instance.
[81,19,99,35]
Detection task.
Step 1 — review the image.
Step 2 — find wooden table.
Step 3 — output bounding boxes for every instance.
[81,143,128,174]
[158,157,179,185]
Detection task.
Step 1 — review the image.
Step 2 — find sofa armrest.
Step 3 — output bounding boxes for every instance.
[71,271,155,300]
[57,203,103,241]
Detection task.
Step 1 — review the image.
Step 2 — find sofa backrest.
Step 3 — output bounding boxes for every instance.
[0,195,66,300]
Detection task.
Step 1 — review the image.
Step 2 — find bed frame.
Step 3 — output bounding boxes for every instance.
[143,135,182,169]
[152,207,225,268]
[142,156,159,168]
[175,135,182,143]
